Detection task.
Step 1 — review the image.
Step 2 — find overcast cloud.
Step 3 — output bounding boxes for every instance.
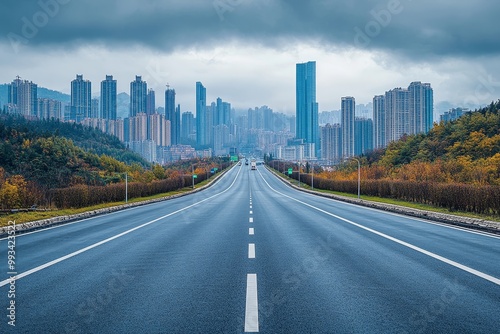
[1,0,500,114]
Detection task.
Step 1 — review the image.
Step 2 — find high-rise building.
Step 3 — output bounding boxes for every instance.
[130,76,147,117]
[148,113,171,147]
[165,86,180,145]
[71,74,91,123]
[373,95,386,149]
[374,82,433,148]
[355,118,374,156]
[263,106,273,131]
[214,97,232,129]
[181,111,195,142]
[215,97,223,127]
[37,98,62,120]
[91,98,100,119]
[174,104,181,145]
[385,88,409,143]
[247,108,257,130]
[321,123,342,164]
[206,102,215,146]
[196,82,208,146]
[128,112,148,142]
[408,81,433,134]
[8,77,21,107]
[341,97,355,158]
[101,75,117,120]
[213,124,230,154]
[146,89,155,115]
[440,108,469,123]
[296,61,319,157]
[8,77,38,117]
[223,102,232,127]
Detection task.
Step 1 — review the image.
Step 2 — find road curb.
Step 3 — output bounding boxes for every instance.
[0,166,233,238]
[266,166,500,234]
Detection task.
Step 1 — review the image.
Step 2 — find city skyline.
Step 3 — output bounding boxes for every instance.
[1,2,499,115]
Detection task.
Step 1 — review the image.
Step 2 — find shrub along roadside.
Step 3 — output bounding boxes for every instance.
[49,176,186,209]
[288,172,500,216]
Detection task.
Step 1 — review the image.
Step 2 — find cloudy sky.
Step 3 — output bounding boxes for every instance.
[1,0,500,115]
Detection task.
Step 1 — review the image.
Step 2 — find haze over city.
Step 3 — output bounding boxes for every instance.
[1,0,500,113]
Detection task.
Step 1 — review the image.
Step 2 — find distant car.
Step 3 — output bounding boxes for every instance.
[238,161,242,166]
[245,161,249,165]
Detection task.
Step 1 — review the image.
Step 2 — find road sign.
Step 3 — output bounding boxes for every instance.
[231,156,238,162]
[193,175,198,179]
[288,168,293,175]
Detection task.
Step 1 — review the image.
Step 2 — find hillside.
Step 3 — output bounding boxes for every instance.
[0,112,147,164]
[0,84,71,106]
[334,100,500,186]
[0,112,148,190]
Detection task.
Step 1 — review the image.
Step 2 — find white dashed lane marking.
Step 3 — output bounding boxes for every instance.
[248,243,256,259]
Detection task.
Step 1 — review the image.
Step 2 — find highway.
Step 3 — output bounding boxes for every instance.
[1,163,499,333]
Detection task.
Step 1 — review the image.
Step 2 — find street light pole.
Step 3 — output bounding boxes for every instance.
[298,161,301,187]
[125,172,128,203]
[312,163,314,191]
[351,158,360,199]
[192,164,194,189]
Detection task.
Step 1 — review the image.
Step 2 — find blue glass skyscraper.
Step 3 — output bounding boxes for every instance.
[130,76,147,117]
[165,86,180,145]
[71,74,91,123]
[101,75,117,120]
[196,82,207,146]
[296,61,319,157]
[341,96,356,158]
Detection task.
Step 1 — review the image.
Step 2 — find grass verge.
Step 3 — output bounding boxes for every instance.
[269,168,500,223]
[0,177,217,228]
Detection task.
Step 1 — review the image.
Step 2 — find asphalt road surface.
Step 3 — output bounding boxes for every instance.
[1,164,499,333]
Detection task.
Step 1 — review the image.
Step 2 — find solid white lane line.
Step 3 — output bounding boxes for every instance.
[258,169,500,286]
[248,243,256,259]
[249,218,254,223]
[249,228,255,235]
[0,166,245,287]
[245,274,259,332]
